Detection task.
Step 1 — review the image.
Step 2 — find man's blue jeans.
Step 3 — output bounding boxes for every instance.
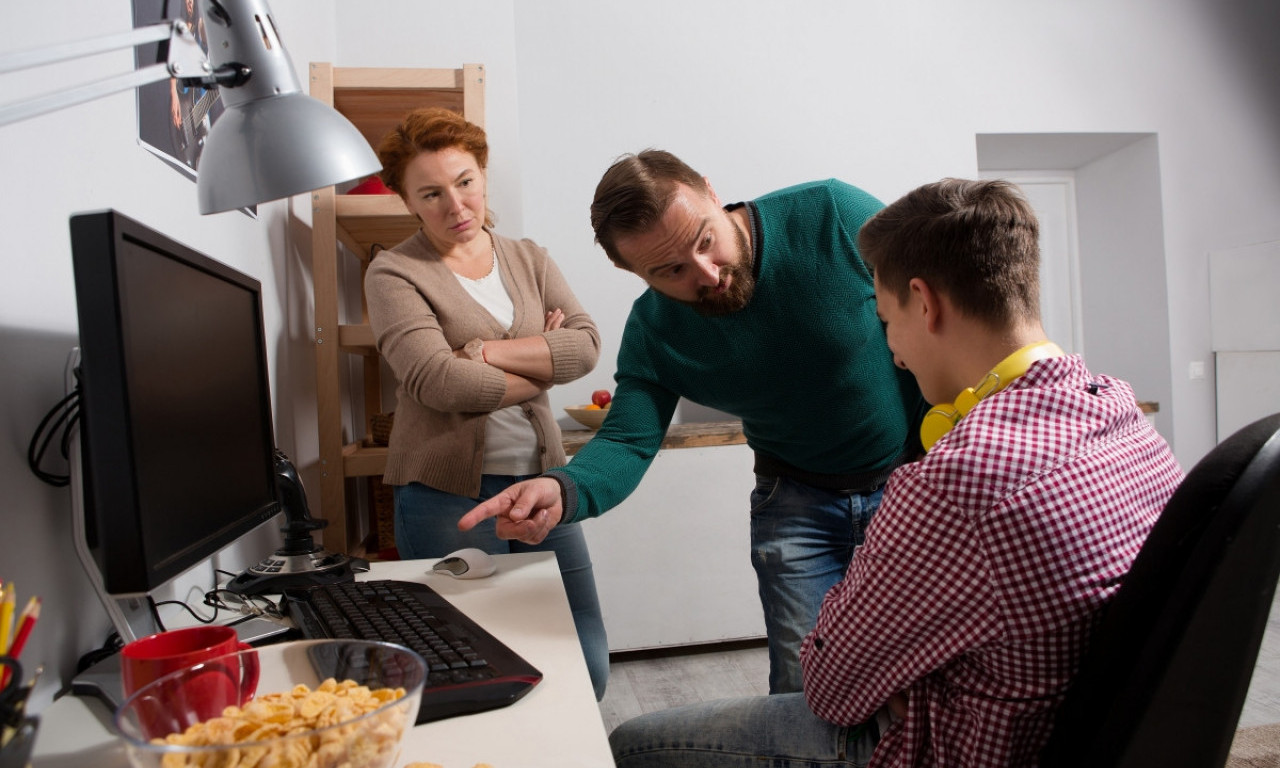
[750,475,884,693]
[394,476,610,700]
[610,692,881,767]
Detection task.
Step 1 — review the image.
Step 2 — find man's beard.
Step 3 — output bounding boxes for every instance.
[685,222,755,317]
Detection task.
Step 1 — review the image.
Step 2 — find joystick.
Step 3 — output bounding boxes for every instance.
[224,449,368,595]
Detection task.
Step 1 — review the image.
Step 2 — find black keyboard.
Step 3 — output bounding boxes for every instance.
[284,579,542,724]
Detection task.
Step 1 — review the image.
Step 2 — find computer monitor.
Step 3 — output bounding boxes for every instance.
[68,210,281,626]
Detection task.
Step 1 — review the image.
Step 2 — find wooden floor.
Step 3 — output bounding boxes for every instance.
[599,639,769,733]
[599,588,1280,736]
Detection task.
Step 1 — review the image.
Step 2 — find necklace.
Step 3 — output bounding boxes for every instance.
[457,244,497,284]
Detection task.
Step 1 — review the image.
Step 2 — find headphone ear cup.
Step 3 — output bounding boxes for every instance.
[920,405,961,452]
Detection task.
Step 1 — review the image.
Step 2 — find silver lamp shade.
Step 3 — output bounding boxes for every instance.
[195,0,379,214]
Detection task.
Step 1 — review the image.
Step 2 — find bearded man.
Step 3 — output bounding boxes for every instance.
[462,150,925,693]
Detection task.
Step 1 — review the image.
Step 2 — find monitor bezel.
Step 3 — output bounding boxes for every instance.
[69,209,281,596]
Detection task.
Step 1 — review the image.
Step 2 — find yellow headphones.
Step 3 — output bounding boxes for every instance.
[920,341,1065,452]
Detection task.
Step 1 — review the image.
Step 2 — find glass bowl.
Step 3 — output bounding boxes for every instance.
[115,639,426,768]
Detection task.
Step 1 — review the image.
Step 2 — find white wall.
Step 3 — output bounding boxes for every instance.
[1211,240,1280,440]
[3,0,1278,706]
[0,0,339,708]
[1074,136,1175,439]
[502,0,1280,460]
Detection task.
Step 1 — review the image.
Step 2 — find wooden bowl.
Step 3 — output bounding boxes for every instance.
[564,405,608,430]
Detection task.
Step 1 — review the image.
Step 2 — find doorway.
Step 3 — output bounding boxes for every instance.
[976,132,1175,443]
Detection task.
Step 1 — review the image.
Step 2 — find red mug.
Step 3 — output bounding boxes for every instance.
[120,626,259,738]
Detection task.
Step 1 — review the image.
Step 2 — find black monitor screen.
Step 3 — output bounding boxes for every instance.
[70,210,279,595]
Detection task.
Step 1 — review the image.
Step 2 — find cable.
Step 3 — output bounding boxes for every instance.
[27,387,80,487]
[74,633,123,674]
[149,597,219,629]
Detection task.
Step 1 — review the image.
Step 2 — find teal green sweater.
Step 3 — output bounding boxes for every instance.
[551,179,924,523]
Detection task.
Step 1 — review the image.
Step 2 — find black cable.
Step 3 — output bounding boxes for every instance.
[27,387,80,487]
[150,599,259,628]
[150,594,228,629]
[74,633,123,674]
[147,596,170,631]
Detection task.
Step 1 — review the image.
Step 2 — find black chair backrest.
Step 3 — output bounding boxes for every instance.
[1041,412,1280,768]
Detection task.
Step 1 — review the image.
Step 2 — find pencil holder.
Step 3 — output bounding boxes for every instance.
[0,716,37,768]
[0,655,37,768]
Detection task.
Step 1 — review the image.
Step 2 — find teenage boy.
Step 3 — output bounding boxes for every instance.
[606,178,1185,767]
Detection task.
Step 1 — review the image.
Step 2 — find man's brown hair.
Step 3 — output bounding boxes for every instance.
[590,149,710,265]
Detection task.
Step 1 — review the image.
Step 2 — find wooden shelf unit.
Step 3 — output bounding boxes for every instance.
[308,62,485,553]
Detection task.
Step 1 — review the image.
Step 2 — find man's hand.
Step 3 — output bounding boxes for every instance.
[458,476,564,544]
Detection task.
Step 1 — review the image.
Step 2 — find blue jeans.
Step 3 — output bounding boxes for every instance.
[750,476,884,693]
[610,693,881,767]
[394,476,610,700]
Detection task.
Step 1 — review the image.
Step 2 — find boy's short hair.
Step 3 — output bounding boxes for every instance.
[591,149,711,265]
[859,178,1041,328]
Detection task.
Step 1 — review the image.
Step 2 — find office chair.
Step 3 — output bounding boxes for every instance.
[1041,412,1280,768]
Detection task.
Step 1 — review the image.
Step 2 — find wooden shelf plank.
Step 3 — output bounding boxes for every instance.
[334,195,416,259]
[333,67,464,90]
[332,68,470,152]
[562,420,746,456]
[346,421,748,478]
[343,442,388,477]
[338,324,376,353]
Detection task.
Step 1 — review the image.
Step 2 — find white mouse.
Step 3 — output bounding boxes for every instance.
[431,547,497,579]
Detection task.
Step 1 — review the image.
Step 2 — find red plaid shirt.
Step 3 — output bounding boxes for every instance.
[801,356,1184,767]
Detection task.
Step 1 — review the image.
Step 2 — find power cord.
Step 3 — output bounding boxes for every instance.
[27,386,80,487]
[149,588,285,633]
[74,633,123,675]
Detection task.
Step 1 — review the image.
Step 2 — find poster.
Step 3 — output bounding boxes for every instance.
[132,0,254,214]
[133,0,223,177]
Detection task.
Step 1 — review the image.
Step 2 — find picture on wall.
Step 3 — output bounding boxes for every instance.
[133,0,223,178]
[132,0,254,215]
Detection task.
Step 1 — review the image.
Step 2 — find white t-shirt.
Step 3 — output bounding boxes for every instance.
[455,254,541,476]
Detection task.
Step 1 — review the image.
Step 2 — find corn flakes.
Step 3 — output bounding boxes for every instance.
[149,678,409,768]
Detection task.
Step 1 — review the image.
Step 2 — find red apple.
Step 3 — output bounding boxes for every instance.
[591,389,612,408]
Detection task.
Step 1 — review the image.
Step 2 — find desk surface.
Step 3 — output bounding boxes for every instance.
[31,552,615,768]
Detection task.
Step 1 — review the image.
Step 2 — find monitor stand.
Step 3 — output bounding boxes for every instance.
[66,412,158,644]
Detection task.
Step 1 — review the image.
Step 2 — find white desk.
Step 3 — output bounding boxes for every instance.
[31,552,615,768]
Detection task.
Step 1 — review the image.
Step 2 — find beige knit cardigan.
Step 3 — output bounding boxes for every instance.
[364,229,600,498]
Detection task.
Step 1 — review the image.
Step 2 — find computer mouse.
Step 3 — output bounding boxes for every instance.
[431,547,498,579]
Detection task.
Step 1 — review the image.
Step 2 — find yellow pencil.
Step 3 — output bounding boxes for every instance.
[0,582,15,655]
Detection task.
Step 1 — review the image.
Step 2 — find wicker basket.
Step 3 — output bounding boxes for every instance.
[367,412,396,556]
[371,412,395,446]
[367,475,397,557]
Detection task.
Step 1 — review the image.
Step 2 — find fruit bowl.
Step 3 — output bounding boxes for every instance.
[115,639,425,768]
[565,405,609,430]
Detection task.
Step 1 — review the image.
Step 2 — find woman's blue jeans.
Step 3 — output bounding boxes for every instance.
[394,476,610,700]
[610,693,880,767]
[750,475,884,693]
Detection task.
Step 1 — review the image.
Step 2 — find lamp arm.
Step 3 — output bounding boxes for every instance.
[0,23,172,74]
[0,0,380,215]
[0,20,231,128]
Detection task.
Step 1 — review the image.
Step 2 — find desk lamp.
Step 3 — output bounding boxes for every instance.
[0,0,380,214]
